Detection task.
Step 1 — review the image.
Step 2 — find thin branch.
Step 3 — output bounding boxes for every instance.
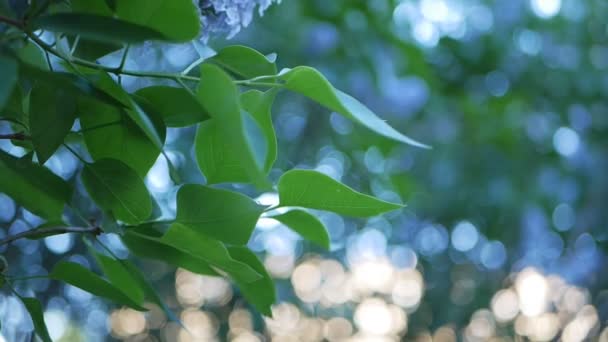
[0,14,24,29]
[181,56,206,76]
[0,132,29,140]
[44,50,54,71]
[70,35,80,55]
[0,226,102,246]
[118,45,130,72]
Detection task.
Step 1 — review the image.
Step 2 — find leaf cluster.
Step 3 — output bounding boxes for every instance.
[0,0,425,339]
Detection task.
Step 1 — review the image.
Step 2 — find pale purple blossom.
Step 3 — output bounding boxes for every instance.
[196,0,281,41]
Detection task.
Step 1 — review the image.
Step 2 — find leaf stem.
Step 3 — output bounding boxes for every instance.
[0,226,102,246]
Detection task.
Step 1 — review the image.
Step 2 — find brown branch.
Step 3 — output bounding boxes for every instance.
[0,14,23,29]
[0,226,102,246]
[0,132,29,140]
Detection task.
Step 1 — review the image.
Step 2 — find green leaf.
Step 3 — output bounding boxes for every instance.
[116,0,200,42]
[270,210,330,250]
[29,83,77,164]
[227,247,275,316]
[70,0,112,15]
[121,260,182,325]
[0,0,13,16]
[89,245,181,324]
[79,99,160,177]
[122,230,219,276]
[196,64,268,187]
[50,261,147,311]
[278,169,405,217]
[195,119,250,183]
[72,38,122,61]
[16,41,47,70]
[209,45,277,79]
[81,158,152,225]
[92,252,145,305]
[0,83,26,124]
[0,55,18,111]
[279,67,430,148]
[33,13,166,44]
[0,150,71,219]
[175,184,266,245]
[134,86,209,127]
[19,297,51,342]
[161,223,262,283]
[241,89,278,173]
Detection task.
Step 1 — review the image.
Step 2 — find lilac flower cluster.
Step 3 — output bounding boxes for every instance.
[196,0,281,42]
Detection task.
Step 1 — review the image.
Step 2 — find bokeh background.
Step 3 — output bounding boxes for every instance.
[2,0,608,340]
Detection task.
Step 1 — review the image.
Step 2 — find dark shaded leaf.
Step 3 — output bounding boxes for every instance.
[29,83,77,164]
[0,54,18,111]
[19,63,124,109]
[81,158,152,225]
[33,13,166,44]
[0,150,71,219]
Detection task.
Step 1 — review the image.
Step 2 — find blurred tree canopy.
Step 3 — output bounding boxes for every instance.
[1,0,608,341]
